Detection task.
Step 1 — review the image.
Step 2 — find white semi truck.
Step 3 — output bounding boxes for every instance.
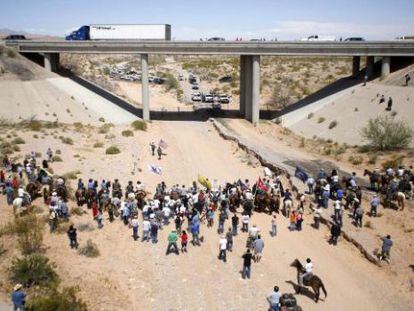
[66,24,171,40]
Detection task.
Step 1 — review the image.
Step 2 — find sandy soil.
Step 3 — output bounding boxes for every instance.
[1,121,413,311]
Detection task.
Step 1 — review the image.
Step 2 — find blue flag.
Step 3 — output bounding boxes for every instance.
[295,166,309,183]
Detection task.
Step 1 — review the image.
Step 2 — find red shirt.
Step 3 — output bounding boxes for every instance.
[181,233,188,243]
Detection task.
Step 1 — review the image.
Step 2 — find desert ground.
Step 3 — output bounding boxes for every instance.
[1,46,414,310]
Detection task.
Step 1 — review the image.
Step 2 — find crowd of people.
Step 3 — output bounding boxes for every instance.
[1,145,412,310]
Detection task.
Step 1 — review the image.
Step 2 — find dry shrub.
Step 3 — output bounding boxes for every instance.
[93,142,104,148]
[26,286,87,311]
[78,239,100,257]
[348,155,363,165]
[381,154,405,170]
[131,120,147,131]
[52,155,62,162]
[105,145,120,155]
[121,130,134,137]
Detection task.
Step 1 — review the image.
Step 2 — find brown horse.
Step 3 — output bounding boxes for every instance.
[26,181,42,200]
[75,188,86,207]
[290,259,327,303]
[254,192,280,214]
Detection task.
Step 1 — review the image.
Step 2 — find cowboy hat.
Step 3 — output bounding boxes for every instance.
[14,284,23,291]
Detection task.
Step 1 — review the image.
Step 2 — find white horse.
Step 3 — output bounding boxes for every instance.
[13,194,31,216]
[396,192,406,210]
[284,199,293,217]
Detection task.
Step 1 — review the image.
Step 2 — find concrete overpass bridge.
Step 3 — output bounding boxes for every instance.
[7,40,414,123]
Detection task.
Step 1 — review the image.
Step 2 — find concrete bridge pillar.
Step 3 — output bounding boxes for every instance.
[352,56,360,77]
[141,54,150,121]
[366,56,375,79]
[44,53,59,72]
[381,56,391,78]
[239,55,247,116]
[241,55,260,124]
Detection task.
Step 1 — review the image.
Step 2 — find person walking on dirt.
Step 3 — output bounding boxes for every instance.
[180,230,188,253]
[386,97,393,111]
[355,205,364,228]
[241,213,249,232]
[157,146,163,160]
[150,142,156,156]
[232,213,239,235]
[370,194,380,217]
[226,227,233,251]
[130,216,139,241]
[11,284,26,311]
[266,286,282,311]
[330,222,341,246]
[379,235,393,263]
[218,235,228,263]
[242,249,253,279]
[166,230,179,255]
[271,215,277,237]
[67,225,78,249]
[253,235,264,263]
[46,147,53,162]
[405,73,411,86]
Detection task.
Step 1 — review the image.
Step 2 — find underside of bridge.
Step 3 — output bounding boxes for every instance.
[39,52,411,124]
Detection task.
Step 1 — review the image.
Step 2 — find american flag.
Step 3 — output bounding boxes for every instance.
[158,139,168,149]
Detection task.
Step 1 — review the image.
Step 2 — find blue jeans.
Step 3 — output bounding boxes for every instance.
[232,224,238,236]
[242,265,251,279]
[151,231,158,243]
[132,227,138,240]
[271,225,277,237]
[218,222,224,233]
[142,230,149,242]
[270,303,280,311]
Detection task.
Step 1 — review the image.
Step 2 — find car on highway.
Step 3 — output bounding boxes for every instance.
[189,75,197,84]
[301,35,336,41]
[208,37,225,41]
[4,34,27,40]
[203,94,214,103]
[344,37,365,42]
[178,74,184,81]
[191,83,199,90]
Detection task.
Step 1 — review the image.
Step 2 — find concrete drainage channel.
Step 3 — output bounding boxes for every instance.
[209,118,382,267]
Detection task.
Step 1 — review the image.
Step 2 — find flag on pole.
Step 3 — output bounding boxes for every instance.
[256,177,268,192]
[295,166,309,183]
[158,139,168,149]
[148,164,162,175]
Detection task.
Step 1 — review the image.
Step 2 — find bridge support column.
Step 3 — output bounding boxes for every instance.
[251,55,260,125]
[44,53,59,72]
[366,56,375,80]
[242,55,260,124]
[381,56,391,78]
[141,54,150,121]
[352,56,360,77]
[239,55,247,117]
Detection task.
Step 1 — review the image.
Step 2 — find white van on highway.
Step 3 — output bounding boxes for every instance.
[301,35,336,42]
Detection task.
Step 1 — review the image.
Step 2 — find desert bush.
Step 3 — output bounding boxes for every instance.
[70,207,84,216]
[12,144,20,152]
[52,155,62,162]
[93,142,104,148]
[27,286,87,311]
[328,120,338,129]
[59,136,74,145]
[273,118,282,125]
[317,117,326,123]
[131,120,147,131]
[6,48,17,58]
[307,113,314,119]
[28,120,42,131]
[121,130,134,137]
[55,149,61,154]
[381,154,405,170]
[364,221,373,229]
[348,155,363,165]
[361,115,413,150]
[12,214,44,255]
[98,124,112,134]
[10,253,58,288]
[99,117,105,123]
[62,170,81,180]
[164,73,180,92]
[105,145,120,155]
[77,223,94,232]
[12,137,25,144]
[368,154,377,164]
[78,239,100,257]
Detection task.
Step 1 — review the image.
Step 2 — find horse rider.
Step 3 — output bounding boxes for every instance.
[18,186,31,205]
[299,258,313,286]
[77,178,84,191]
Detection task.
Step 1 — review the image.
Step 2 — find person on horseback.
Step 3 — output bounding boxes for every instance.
[299,258,313,287]
[87,179,94,190]
[77,178,84,190]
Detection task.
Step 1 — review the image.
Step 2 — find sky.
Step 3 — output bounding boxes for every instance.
[1,0,414,40]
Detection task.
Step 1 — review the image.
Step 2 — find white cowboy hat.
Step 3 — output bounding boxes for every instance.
[354,198,360,203]
[14,284,23,291]
[52,192,57,196]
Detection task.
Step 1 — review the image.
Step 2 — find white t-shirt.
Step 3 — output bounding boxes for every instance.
[142,220,150,231]
[219,238,227,250]
[305,262,313,273]
[131,218,139,228]
[242,215,250,224]
[163,207,171,217]
[334,200,341,210]
[249,227,259,238]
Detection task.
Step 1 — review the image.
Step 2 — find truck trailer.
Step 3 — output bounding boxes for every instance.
[65,24,171,40]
